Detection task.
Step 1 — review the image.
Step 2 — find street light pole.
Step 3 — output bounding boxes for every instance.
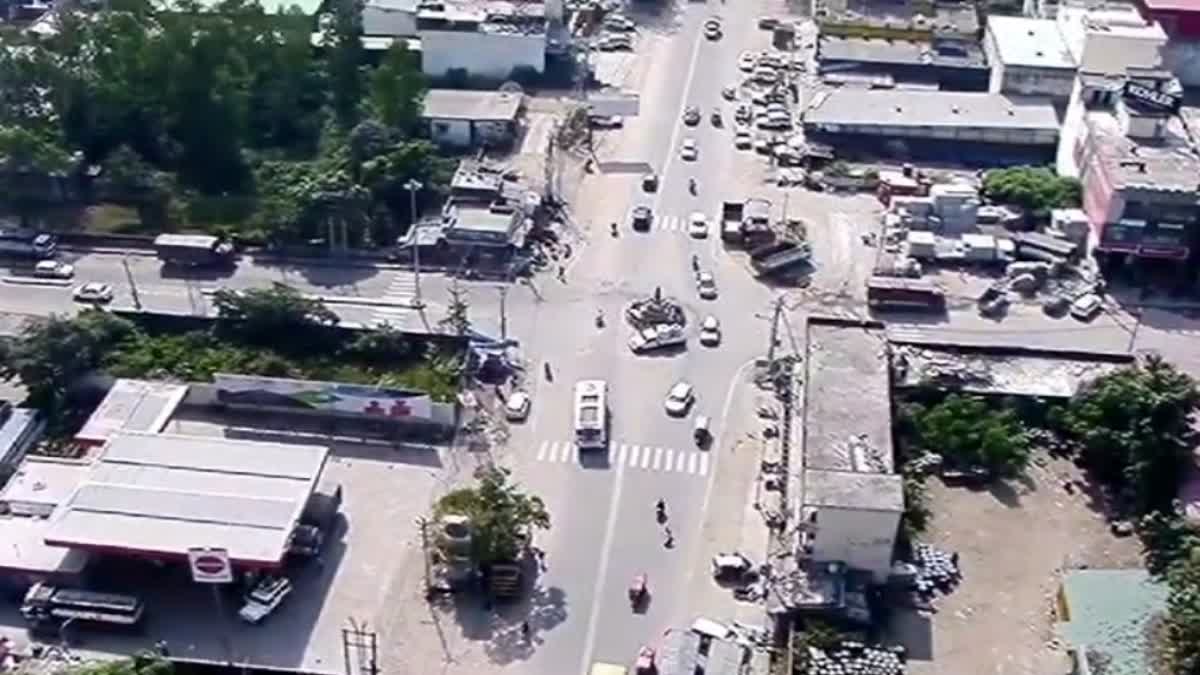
[122,254,142,310]
[404,178,425,309]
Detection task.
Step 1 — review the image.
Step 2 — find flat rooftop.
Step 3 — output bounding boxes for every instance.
[803,319,894,475]
[0,458,92,574]
[75,379,188,446]
[987,16,1075,70]
[422,89,523,122]
[806,90,1060,131]
[447,204,516,234]
[1084,109,1200,192]
[805,469,903,512]
[45,431,329,565]
[819,37,986,69]
[892,345,1129,398]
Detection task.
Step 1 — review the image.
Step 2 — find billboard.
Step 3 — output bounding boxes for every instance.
[188,547,233,584]
[214,373,433,421]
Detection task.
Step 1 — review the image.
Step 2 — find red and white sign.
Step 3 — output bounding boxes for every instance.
[187,547,233,584]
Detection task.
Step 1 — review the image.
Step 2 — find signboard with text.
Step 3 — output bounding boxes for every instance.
[1122,81,1182,114]
[214,373,433,422]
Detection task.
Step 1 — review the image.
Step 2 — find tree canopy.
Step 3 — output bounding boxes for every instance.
[212,283,339,351]
[982,166,1081,220]
[910,393,1031,478]
[434,466,550,566]
[1063,355,1199,515]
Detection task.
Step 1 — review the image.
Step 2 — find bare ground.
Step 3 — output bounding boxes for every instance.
[888,453,1144,675]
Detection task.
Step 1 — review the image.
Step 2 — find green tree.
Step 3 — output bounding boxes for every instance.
[369,42,425,131]
[439,280,470,337]
[346,322,415,366]
[982,166,1081,219]
[1141,510,1200,577]
[0,312,138,411]
[434,466,550,566]
[212,283,338,352]
[324,0,365,129]
[1166,552,1200,675]
[1064,356,1199,515]
[911,394,1031,477]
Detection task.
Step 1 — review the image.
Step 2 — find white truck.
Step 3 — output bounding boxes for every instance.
[628,323,686,353]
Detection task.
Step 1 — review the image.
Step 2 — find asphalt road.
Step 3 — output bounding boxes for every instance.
[496,5,779,674]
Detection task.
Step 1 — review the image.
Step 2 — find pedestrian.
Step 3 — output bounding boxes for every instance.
[521,620,531,642]
[557,265,565,281]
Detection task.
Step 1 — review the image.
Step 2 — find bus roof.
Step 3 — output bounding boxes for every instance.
[575,380,607,395]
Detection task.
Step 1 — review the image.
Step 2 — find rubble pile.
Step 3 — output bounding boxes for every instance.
[806,642,905,675]
[912,543,961,596]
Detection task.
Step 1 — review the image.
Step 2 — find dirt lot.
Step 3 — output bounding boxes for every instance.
[888,453,1144,675]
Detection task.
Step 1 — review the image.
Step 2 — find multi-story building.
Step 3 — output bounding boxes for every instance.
[1073,70,1198,262]
[984,16,1078,100]
[1134,0,1200,86]
[417,2,551,81]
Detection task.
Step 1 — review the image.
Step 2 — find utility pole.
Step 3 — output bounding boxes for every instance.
[404,178,425,309]
[498,284,508,342]
[766,296,784,365]
[122,254,142,310]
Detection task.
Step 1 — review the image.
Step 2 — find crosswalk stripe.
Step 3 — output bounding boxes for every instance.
[687,453,698,474]
[537,440,549,461]
[628,445,640,467]
[618,444,628,465]
[652,447,663,470]
[660,448,673,471]
[640,448,653,469]
[675,452,687,472]
[698,453,709,476]
[557,442,573,463]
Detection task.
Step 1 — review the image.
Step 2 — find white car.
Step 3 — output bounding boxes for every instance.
[505,391,531,421]
[239,576,292,624]
[737,51,757,72]
[1070,294,1103,321]
[664,381,694,416]
[688,212,708,238]
[734,129,752,149]
[697,272,718,299]
[604,14,635,31]
[680,138,698,161]
[699,316,721,346]
[34,260,74,279]
[73,282,114,303]
[703,19,722,40]
[752,67,780,86]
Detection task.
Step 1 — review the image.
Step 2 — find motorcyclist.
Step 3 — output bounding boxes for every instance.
[544,362,552,381]
[596,309,604,327]
[691,254,699,271]
[655,499,666,517]
[611,221,618,236]
[688,177,697,193]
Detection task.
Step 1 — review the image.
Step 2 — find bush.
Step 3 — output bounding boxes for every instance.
[910,394,1031,478]
[982,166,1081,220]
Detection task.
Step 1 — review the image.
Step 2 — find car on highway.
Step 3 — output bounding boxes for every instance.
[73,282,114,303]
[1070,294,1103,321]
[33,260,74,279]
[703,19,721,40]
[697,272,718,299]
[734,129,752,149]
[688,212,708,238]
[738,51,757,72]
[630,205,653,230]
[664,381,694,416]
[683,105,701,126]
[680,138,698,161]
[504,391,531,421]
[699,315,721,346]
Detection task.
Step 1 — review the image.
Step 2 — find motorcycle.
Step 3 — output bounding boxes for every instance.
[611,221,618,237]
[688,178,697,195]
[595,310,605,328]
[691,254,699,272]
[544,362,553,381]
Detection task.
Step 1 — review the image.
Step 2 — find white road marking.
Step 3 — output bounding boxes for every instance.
[660,448,673,470]
[558,442,573,463]
[687,453,698,474]
[641,447,653,469]
[617,444,629,465]
[537,440,549,461]
[628,445,641,467]
[698,452,709,476]
[675,451,687,472]
[577,437,628,675]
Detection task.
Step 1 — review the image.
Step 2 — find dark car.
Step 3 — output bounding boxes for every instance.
[631,206,653,230]
[683,106,701,126]
[642,173,659,192]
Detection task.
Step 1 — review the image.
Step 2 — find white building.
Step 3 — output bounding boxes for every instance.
[421,89,523,147]
[363,0,418,37]
[984,16,1077,100]
[1056,2,1168,74]
[417,3,547,81]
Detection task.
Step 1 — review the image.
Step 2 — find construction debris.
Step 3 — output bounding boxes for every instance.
[912,543,961,597]
[806,641,905,675]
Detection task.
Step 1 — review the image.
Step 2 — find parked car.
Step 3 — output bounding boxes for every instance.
[604,14,635,31]
[737,51,757,72]
[735,104,752,123]
[505,391,531,421]
[734,129,752,149]
[238,576,292,624]
[596,34,632,50]
[33,260,74,279]
[699,315,721,345]
[680,138,698,161]
[757,15,778,29]
[752,66,779,85]
[703,18,722,39]
[590,114,623,129]
[642,173,659,192]
[73,282,114,303]
[1070,294,1103,321]
[664,381,694,416]
[683,105,701,126]
[630,205,653,230]
[688,212,708,238]
[721,85,737,101]
[697,272,718,299]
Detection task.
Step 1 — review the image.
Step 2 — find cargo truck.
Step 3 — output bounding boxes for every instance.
[0,231,56,259]
[154,233,235,267]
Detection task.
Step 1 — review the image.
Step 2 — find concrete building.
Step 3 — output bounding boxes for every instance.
[1135,0,1200,86]
[985,16,1077,100]
[805,90,1060,156]
[0,402,42,469]
[421,89,522,148]
[817,36,989,91]
[1073,70,1197,262]
[800,319,903,583]
[363,0,418,37]
[417,3,547,81]
[1057,1,1168,75]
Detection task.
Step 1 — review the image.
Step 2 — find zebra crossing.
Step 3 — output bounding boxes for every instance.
[371,272,419,326]
[534,440,710,476]
[649,215,699,234]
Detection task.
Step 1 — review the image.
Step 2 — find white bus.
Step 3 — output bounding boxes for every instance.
[573,380,608,450]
